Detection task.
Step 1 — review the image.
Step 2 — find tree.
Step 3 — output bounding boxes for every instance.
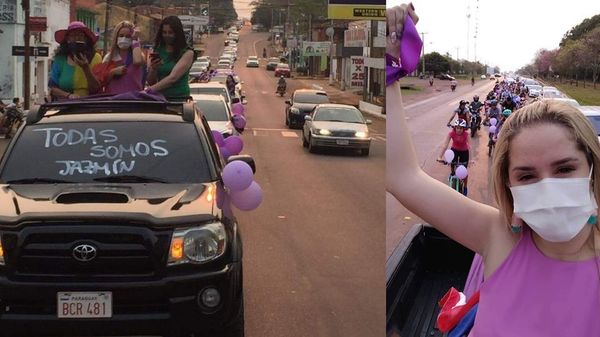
[423,52,450,75]
[533,49,558,79]
[560,14,600,47]
[583,26,600,88]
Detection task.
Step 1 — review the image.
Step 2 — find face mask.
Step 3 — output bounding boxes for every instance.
[510,166,596,242]
[117,37,132,49]
[163,36,175,45]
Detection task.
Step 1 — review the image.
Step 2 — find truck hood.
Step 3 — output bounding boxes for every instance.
[0,183,220,226]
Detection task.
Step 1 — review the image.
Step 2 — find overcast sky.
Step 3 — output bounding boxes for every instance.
[387,0,600,71]
[233,0,254,21]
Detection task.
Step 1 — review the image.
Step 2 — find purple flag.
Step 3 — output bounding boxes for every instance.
[386,16,423,86]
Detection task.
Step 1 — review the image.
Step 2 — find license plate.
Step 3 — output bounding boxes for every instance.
[57,292,112,318]
[336,139,349,145]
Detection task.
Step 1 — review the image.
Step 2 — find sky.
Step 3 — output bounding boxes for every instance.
[387,0,600,72]
[233,0,254,21]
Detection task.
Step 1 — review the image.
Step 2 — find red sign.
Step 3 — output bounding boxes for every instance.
[29,16,47,32]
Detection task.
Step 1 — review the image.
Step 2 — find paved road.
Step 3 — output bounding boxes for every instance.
[386,80,499,259]
[204,27,386,337]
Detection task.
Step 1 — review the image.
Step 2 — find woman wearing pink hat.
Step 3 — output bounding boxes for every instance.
[49,21,102,100]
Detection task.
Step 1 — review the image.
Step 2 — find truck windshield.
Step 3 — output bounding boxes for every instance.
[1,121,213,184]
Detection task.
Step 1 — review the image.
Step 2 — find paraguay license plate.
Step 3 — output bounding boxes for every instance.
[57,292,112,318]
[336,139,349,145]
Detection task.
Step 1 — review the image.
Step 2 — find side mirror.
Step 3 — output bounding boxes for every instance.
[366,119,372,125]
[304,115,312,121]
[227,155,256,174]
[285,100,291,105]
[231,97,240,104]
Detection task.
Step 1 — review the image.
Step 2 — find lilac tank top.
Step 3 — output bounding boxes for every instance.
[469,228,600,336]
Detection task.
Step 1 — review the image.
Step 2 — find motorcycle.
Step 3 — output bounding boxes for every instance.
[276,84,286,97]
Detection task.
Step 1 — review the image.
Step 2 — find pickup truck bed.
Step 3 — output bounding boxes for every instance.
[386,225,474,337]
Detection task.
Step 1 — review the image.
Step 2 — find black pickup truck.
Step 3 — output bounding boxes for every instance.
[386,224,474,337]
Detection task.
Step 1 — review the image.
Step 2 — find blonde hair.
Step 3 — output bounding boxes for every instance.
[492,100,600,226]
[108,21,134,59]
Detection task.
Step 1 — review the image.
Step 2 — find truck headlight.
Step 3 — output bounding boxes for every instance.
[355,131,368,138]
[168,222,226,266]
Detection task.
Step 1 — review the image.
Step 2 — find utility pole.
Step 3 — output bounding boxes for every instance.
[103,0,111,56]
[22,0,31,109]
[421,32,428,76]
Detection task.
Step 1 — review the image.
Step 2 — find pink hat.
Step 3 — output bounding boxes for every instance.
[55,21,98,44]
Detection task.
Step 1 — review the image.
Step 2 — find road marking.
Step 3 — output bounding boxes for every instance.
[253,130,257,136]
[261,91,269,95]
[249,128,291,131]
[281,131,299,137]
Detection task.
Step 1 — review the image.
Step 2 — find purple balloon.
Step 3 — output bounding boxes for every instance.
[232,103,245,115]
[222,160,254,192]
[224,135,244,155]
[220,146,232,160]
[489,125,497,134]
[230,181,263,211]
[232,114,246,130]
[456,165,468,180]
[490,118,498,126]
[211,130,225,146]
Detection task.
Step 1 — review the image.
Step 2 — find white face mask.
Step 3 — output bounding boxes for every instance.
[510,166,596,242]
[117,37,132,49]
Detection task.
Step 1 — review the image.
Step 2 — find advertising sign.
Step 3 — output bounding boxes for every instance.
[328,0,385,20]
[344,28,368,48]
[302,41,331,57]
[350,56,365,88]
[0,0,17,23]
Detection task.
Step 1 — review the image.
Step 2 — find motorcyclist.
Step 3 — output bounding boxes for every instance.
[502,94,517,111]
[277,75,287,93]
[469,95,483,129]
[263,48,267,58]
[429,74,434,86]
[471,76,475,86]
[447,100,471,128]
[450,79,457,91]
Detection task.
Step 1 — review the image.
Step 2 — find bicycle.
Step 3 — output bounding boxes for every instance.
[437,159,469,196]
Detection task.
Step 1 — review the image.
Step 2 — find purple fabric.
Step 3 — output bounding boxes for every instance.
[463,253,485,299]
[469,227,600,336]
[72,90,167,102]
[386,16,423,86]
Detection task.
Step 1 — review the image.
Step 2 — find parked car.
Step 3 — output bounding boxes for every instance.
[274,63,291,78]
[266,57,280,71]
[541,86,561,98]
[246,56,259,68]
[192,94,238,138]
[438,74,456,81]
[217,59,233,70]
[0,97,250,337]
[190,82,235,107]
[302,104,372,156]
[285,89,330,128]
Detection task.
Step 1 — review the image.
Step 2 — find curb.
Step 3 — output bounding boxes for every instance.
[361,108,386,120]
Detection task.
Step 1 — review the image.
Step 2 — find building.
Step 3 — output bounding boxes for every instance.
[0,0,70,103]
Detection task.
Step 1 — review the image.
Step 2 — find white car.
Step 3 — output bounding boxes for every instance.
[189,82,242,107]
[578,106,600,142]
[542,97,580,107]
[526,84,542,97]
[217,59,233,69]
[191,94,238,138]
[302,104,372,156]
[246,56,259,67]
[542,86,562,98]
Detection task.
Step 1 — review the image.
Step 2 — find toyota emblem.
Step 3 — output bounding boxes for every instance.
[72,244,97,262]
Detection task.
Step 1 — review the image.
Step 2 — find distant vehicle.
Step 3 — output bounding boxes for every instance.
[526,84,542,97]
[542,86,561,98]
[579,106,600,142]
[191,94,238,138]
[480,74,487,79]
[218,59,233,69]
[542,97,580,108]
[266,57,280,71]
[438,74,455,81]
[494,73,502,78]
[189,82,235,107]
[189,65,207,78]
[274,63,290,78]
[246,56,259,68]
[285,89,330,128]
[302,104,372,156]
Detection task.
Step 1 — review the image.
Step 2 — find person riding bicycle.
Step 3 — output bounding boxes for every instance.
[437,118,470,196]
[485,99,502,125]
[503,94,517,111]
[447,100,471,128]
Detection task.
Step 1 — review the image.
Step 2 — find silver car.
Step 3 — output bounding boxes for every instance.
[302,104,372,156]
[192,94,238,138]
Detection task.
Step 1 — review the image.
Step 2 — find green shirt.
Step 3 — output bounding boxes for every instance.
[156,46,192,99]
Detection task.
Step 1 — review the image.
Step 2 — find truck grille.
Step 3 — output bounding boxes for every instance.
[5,224,171,278]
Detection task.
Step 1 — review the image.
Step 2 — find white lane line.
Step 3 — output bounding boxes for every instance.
[261,91,269,95]
[281,131,299,138]
[249,128,292,131]
[253,130,257,136]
